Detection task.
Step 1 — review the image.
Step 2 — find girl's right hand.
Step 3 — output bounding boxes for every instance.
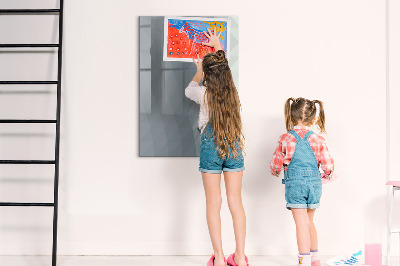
[193,54,202,73]
[191,55,203,83]
[202,28,223,51]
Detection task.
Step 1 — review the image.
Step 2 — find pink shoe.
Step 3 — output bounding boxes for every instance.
[311,260,321,266]
[207,254,227,266]
[227,253,249,266]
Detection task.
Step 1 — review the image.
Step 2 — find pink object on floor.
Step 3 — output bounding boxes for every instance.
[365,243,382,266]
[321,173,338,184]
[207,254,227,266]
[386,181,400,187]
[227,253,249,266]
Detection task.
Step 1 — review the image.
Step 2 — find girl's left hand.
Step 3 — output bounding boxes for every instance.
[321,173,338,184]
[202,28,223,51]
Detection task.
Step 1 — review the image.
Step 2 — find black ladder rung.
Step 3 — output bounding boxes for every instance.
[0,81,58,84]
[0,44,59,48]
[0,202,54,207]
[0,160,55,164]
[0,119,57,124]
[0,9,60,14]
[0,119,56,123]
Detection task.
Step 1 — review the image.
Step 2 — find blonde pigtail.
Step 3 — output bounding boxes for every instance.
[285,98,295,131]
[313,100,326,133]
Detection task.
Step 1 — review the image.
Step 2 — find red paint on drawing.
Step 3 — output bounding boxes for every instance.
[167,25,214,59]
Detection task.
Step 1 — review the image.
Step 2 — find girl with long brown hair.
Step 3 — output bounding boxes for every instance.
[270,98,335,266]
[185,28,248,266]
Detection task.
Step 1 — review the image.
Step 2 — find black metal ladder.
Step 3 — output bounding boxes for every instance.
[0,2,64,266]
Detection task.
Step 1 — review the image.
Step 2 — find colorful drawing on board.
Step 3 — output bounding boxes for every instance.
[163,16,230,62]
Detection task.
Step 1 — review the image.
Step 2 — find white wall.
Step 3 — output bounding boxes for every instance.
[0,0,389,257]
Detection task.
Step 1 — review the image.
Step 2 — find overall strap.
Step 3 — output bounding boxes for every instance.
[288,130,301,141]
[303,130,314,140]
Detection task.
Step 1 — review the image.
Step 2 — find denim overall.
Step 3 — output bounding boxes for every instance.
[199,124,244,174]
[283,130,322,210]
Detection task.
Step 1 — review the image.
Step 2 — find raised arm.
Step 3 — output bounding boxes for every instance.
[186,28,223,103]
[192,54,202,83]
[185,80,206,104]
[202,28,223,51]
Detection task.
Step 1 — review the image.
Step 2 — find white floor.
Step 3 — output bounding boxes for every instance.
[0,256,325,266]
[0,256,397,266]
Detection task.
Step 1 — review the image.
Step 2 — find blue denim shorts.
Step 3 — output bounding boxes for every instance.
[284,178,322,209]
[199,126,245,174]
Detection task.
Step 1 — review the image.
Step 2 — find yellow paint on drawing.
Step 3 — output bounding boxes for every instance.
[204,21,227,40]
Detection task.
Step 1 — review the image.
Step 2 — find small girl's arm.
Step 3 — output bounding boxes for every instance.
[319,139,335,179]
[270,136,286,177]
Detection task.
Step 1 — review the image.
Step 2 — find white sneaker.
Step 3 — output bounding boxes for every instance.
[291,254,311,266]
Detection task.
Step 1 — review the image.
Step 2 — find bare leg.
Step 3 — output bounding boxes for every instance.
[202,172,225,266]
[307,209,318,251]
[224,171,247,266]
[291,208,311,254]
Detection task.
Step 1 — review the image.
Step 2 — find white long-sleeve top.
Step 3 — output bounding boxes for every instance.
[185,81,209,132]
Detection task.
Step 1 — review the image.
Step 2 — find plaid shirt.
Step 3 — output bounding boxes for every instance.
[270,126,334,179]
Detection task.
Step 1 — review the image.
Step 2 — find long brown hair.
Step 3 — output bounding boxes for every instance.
[284,97,326,133]
[202,50,244,158]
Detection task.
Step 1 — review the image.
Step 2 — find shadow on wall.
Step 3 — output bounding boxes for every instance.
[365,195,386,228]
[164,158,205,253]
[364,194,387,246]
[242,115,293,254]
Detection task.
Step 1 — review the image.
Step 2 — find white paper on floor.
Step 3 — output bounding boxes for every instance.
[326,249,364,266]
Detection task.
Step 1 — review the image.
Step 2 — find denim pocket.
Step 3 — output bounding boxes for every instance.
[285,181,303,203]
[312,182,322,201]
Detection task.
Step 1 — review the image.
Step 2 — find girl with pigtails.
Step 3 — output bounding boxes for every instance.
[270,98,335,266]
